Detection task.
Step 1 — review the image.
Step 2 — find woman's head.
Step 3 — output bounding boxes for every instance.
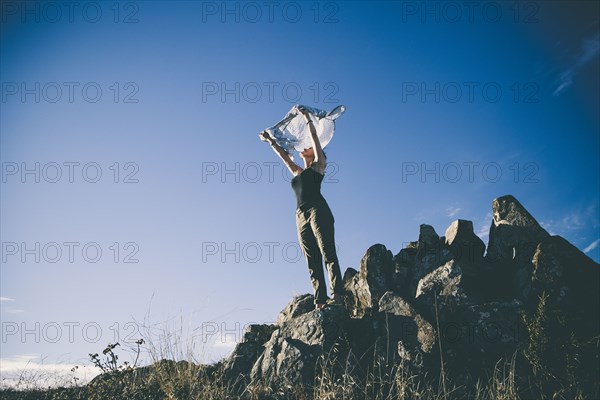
[299,147,327,166]
[300,147,315,161]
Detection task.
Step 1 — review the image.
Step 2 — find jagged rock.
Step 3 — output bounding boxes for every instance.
[415,260,469,322]
[343,267,358,290]
[410,225,454,297]
[223,324,277,387]
[277,294,315,325]
[444,219,485,277]
[347,244,394,317]
[416,260,464,298]
[378,291,437,354]
[485,195,550,301]
[209,195,598,399]
[250,305,347,389]
[393,245,418,298]
[416,224,440,259]
[531,235,600,335]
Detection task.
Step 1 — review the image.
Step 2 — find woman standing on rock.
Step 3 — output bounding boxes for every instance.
[260,106,344,310]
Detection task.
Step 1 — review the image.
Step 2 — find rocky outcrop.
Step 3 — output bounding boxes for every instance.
[531,235,600,335]
[223,324,277,388]
[345,244,394,317]
[485,195,550,300]
[249,301,347,390]
[216,195,599,398]
[377,291,437,371]
[444,219,485,278]
[415,260,470,321]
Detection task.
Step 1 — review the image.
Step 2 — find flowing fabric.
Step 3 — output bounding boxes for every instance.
[263,105,346,158]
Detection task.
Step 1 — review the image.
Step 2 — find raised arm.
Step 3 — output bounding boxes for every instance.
[297,106,326,172]
[259,131,302,176]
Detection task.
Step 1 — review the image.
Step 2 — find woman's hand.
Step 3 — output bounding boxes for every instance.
[296,105,308,117]
[259,131,273,144]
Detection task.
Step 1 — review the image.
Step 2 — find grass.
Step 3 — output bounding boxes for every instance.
[1,292,598,399]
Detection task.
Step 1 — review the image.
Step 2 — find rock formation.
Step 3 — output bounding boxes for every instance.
[218,195,599,397]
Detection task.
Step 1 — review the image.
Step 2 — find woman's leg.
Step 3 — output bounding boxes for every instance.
[296,209,328,305]
[309,204,344,297]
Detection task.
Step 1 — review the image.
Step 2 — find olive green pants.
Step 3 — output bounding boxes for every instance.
[295,202,344,304]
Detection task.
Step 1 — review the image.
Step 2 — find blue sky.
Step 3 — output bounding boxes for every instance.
[1,0,598,385]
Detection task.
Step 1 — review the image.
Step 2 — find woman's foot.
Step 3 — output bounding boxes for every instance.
[315,303,327,310]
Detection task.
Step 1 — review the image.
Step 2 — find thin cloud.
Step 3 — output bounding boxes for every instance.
[540,204,597,235]
[213,334,238,349]
[553,32,600,96]
[0,354,100,389]
[584,238,600,253]
[446,206,461,218]
[476,213,493,241]
[0,297,16,302]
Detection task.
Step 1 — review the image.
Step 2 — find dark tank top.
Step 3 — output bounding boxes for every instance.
[291,166,327,211]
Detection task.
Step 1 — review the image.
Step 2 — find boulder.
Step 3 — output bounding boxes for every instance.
[223,324,277,388]
[392,244,418,298]
[347,244,394,317]
[378,291,437,355]
[485,195,550,300]
[250,304,347,389]
[277,294,315,325]
[415,260,470,322]
[531,235,600,335]
[410,225,454,297]
[444,219,485,278]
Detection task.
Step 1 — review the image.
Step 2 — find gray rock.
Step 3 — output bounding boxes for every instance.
[250,304,347,389]
[277,294,315,325]
[444,219,485,277]
[415,260,469,322]
[416,224,440,259]
[347,244,394,317]
[410,225,454,297]
[485,195,550,300]
[393,246,418,298]
[378,291,437,354]
[223,324,277,387]
[531,235,600,335]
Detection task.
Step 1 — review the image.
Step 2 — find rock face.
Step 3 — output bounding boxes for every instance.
[217,195,599,398]
[531,235,600,335]
[345,244,394,317]
[223,324,277,388]
[444,219,485,278]
[249,299,347,390]
[485,195,550,300]
[410,225,454,297]
[415,260,470,321]
[378,291,437,368]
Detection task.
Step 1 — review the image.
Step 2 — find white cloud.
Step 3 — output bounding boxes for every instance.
[446,206,461,218]
[584,238,600,254]
[0,354,100,389]
[553,33,600,96]
[476,212,493,241]
[540,204,598,236]
[0,297,16,302]
[213,334,238,349]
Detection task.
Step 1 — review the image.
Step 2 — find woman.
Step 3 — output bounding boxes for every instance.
[260,106,344,310]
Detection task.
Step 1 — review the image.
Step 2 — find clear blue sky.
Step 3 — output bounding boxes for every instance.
[1,0,598,383]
